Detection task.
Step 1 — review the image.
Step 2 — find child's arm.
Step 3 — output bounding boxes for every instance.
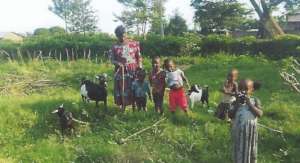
[234,82,239,95]
[149,72,153,87]
[146,82,152,101]
[246,97,263,117]
[131,82,136,101]
[221,81,236,96]
[180,70,190,88]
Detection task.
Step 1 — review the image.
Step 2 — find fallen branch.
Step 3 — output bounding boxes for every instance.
[0,74,67,96]
[119,118,167,144]
[280,72,300,93]
[294,59,300,66]
[258,123,283,134]
[292,65,300,75]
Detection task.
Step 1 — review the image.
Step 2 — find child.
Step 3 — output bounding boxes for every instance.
[164,59,190,113]
[215,69,239,121]
[132,69,152,111]
[149,56,166,114]
[231,79,263,163]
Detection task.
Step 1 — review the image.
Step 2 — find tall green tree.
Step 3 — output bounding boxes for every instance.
[248,0,300,37]
[68,0,98,35]
[191,0,251,34]
[33,28,50,36]
[116,0,167,37]
[49,0,72,32]
[192,0,300,37]
[149,0,167,37]
[165,11,188,36]
[49,26,66,34]
[115,0,152,36]
[49,0,98,34]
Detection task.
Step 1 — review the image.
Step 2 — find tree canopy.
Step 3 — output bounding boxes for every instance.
[165,11,188,36]
[49,0,98,34]
[191,0,251,34]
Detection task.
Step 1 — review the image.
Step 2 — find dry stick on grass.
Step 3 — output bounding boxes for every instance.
[119,118,167,144]
[292,65,300,74]
[294,59,300,66]
[258,123,283,134]
[0,76,66,96]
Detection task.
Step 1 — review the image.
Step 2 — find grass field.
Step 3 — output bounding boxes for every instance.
[0,54,299,163]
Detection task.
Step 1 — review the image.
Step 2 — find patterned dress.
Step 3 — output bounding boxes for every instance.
[232,97,262,163]
[111,40,142,106]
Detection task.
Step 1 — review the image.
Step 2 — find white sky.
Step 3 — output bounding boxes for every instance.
[0,0,196,34]
[0,0,254,34]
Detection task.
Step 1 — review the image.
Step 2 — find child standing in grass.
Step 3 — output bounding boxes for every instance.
[215,69,239,121]
[231,79,263,163]
[164,59,190,113]
[149,56,166,114]
[132,69,152,111]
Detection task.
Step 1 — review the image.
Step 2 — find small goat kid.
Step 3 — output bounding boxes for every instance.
[80,74,108,109]
[188,84,209,109]
[52,104,88,138]
[52,104,75,137]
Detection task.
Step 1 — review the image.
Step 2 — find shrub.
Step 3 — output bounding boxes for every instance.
[1,33,300,60]
[138,35,185,57]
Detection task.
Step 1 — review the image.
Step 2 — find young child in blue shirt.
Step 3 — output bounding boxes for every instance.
[132,69,152,111]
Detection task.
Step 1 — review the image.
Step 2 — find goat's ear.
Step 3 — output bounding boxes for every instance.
[59,104,64,108]
[52,110,59,114]
[95,75,100,79]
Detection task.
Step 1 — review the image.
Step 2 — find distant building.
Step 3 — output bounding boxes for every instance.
[286,11,300,33]
[0,32,24,42]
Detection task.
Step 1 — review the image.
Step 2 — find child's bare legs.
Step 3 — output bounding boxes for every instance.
[136,97,147,112]
[153,93,164,114]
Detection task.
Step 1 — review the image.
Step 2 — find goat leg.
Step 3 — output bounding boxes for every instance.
[206,99,209,107]
[81,95,86,103]
[104,99,108,111]
[61,127,65,141]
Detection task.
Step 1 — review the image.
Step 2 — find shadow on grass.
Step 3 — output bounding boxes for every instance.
[20,98,120,141]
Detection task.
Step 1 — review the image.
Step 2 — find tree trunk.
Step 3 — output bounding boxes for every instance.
[159,0,165,38]
[261,13,285,37]
[249,0,284,38]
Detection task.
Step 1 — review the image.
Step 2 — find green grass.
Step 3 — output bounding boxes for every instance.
[0,55,299,163]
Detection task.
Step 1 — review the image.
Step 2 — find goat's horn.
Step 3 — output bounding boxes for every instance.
[52,110,59,114]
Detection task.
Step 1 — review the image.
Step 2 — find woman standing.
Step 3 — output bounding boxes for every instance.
[111,26,143,111]
[231,79,263,163]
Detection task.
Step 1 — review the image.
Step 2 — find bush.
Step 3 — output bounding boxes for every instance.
[200,34,300,59]
[138,35,185,57]
[1,33,300,60]
[19,33,114,60]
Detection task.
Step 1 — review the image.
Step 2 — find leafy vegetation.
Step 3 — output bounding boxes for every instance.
[2,33,300,60]
[0,54,299,162]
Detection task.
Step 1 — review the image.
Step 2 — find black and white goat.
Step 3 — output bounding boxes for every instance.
[80,73,108,109]
[187,84,209,109]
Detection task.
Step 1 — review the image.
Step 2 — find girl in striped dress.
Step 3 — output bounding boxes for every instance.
[231,79,263,163]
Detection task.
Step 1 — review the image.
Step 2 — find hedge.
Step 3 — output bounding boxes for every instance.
[0,33,300,60]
